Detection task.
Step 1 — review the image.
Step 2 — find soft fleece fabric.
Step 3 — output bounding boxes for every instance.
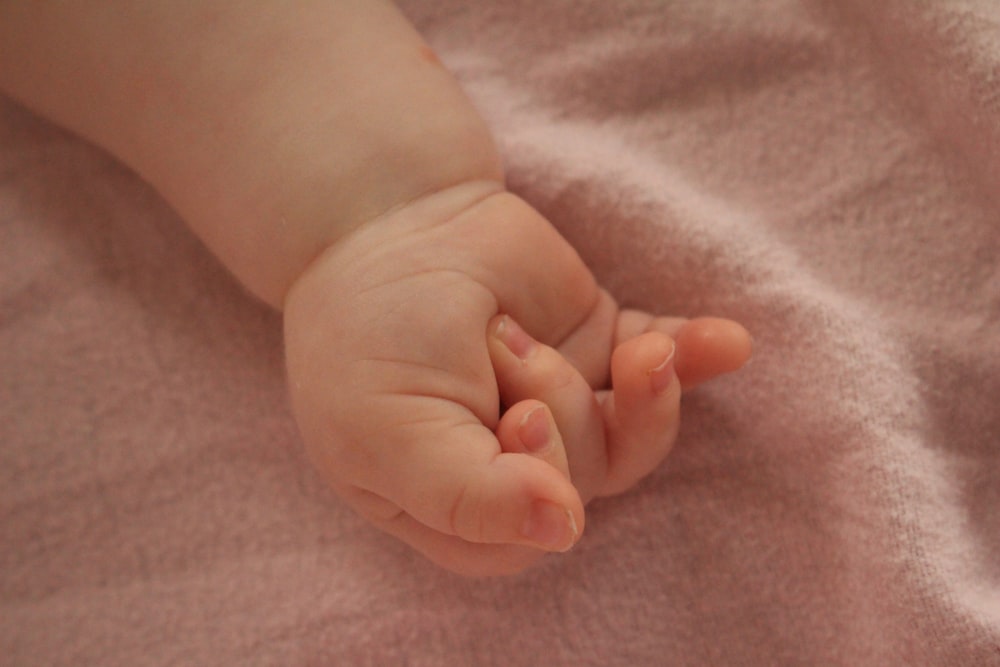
[2,1,999,664]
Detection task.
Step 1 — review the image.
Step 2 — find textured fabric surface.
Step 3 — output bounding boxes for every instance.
[3,1,999,664]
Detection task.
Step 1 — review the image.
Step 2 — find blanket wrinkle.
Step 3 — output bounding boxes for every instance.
[837,0,1000,212]
[4,0,1000,665]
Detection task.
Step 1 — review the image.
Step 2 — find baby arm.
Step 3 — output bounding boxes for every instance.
[0,1,751,575]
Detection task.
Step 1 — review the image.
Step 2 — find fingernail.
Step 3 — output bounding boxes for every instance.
[520,500,578,552]
[494,315,535,361]
[648,341,676,395]
[518,405,552,453]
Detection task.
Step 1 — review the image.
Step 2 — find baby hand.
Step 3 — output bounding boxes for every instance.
[283,183,750,575]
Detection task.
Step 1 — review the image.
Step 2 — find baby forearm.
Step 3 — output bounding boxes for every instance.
[0,0,502,307]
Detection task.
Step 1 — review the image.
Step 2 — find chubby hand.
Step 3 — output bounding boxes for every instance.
[283,183,751,575]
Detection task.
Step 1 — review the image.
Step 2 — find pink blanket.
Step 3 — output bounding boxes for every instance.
[3,1,999,664]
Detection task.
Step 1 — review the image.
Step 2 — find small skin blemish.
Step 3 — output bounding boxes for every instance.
[419,44,443,68]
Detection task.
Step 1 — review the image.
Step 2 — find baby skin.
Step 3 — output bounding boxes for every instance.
[0,1,751,575]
